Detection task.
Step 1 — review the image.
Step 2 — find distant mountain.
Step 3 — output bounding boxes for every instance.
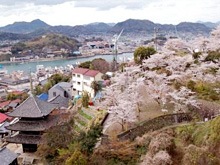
[107,23,116,27]
[197,21,219,28]
[176,22,211,34]
[0,32,29,41]
[0,19,50,34]
[109,19,211,35]
[110,19,156,33]
[0,19,214,41]
[85,23,111,33]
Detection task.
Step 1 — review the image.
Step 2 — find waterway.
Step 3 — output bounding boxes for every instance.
[2,53,133,73]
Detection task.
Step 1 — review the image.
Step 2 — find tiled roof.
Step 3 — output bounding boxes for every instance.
[0,147,18,165]
[6,115,60,131]
[10,91,23,95]
[73,68,89,74]
[0,113,8,123]
[49,95,70,109]
[8,96,58,118]
[6,133,41,144]
[11,99,21,104]
[84,70,100,77]
[0,121,10,133]
[0,101,11,108]
[73,68,100,77]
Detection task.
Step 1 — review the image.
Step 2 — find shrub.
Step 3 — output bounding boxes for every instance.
[148,130,175,155]
[79,124,103,155]
[78,61,92,69]
[65,150,88,165]
[192,52,202,59]
[82,92,89,108]
[205,50,220,63]
[153,150,172,165]
[187,80,196,91]
[134,46,156,64]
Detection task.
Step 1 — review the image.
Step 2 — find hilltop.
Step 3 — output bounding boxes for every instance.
[109,19,211,35]
[11,34,80,55]
[0,19,215,40]
[0,19,50,34]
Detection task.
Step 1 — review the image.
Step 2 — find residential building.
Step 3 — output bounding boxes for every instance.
[72,68,103,98]
[48,82,72,100]
[49,95,71,109]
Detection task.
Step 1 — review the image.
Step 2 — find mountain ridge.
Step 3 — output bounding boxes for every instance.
[0,19,216,40]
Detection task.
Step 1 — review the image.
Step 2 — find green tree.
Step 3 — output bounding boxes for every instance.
[91,58,110,73]
[78,61,92,69]
[134,46,156,64]
[91,81,101,96]
[34,86,43,95]
[6,93,18,100]
[82,92,89,108]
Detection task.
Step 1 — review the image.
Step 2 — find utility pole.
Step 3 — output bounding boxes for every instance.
[29,68,33,95]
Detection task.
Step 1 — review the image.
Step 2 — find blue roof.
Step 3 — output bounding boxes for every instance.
[92,90,102,102]
[74,95,81,100]
[37,93,49,101]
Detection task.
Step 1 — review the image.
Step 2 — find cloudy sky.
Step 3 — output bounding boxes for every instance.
[0,0,219,27]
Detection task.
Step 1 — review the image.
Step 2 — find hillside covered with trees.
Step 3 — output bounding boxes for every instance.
[11,34,80,55]
[37,26,220,165]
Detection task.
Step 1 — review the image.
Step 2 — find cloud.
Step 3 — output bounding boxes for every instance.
[0,0,71,6]
[0,0,155,10]
[72,0,155,10]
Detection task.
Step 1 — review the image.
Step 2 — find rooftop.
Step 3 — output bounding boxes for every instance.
[6,133,41,144]
[84,70,100,77]
[8,96,58,118]
[49,95,70,109]
[0,147,18,165]
[0,113,8,123]
[73,68,100,77]
[6,115,60,132]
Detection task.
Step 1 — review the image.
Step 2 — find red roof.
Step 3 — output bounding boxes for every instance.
[73,68,100,77]
[0,113,8,123]
[11,99,21,104]
[0,101,11,108]
[10,91,23,95]
[84,70,100,77]
[73,68,89,74]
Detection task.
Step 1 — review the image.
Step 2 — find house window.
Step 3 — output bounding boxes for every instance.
[73,74,76,77]
[77,74,80,78]
[64,91,68,98]
[77,82,81,85]
[84,82,88,86]
[84,76,90,80]
[53,92,56,97]
[73,88,76,91]
[73,81,76,84]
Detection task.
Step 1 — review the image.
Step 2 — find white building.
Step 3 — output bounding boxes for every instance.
[72,68,103,98]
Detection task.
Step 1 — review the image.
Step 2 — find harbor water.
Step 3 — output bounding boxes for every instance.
[2,53,133,73]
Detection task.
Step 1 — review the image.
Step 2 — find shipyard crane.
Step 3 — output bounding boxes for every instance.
[112,29,124,70]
